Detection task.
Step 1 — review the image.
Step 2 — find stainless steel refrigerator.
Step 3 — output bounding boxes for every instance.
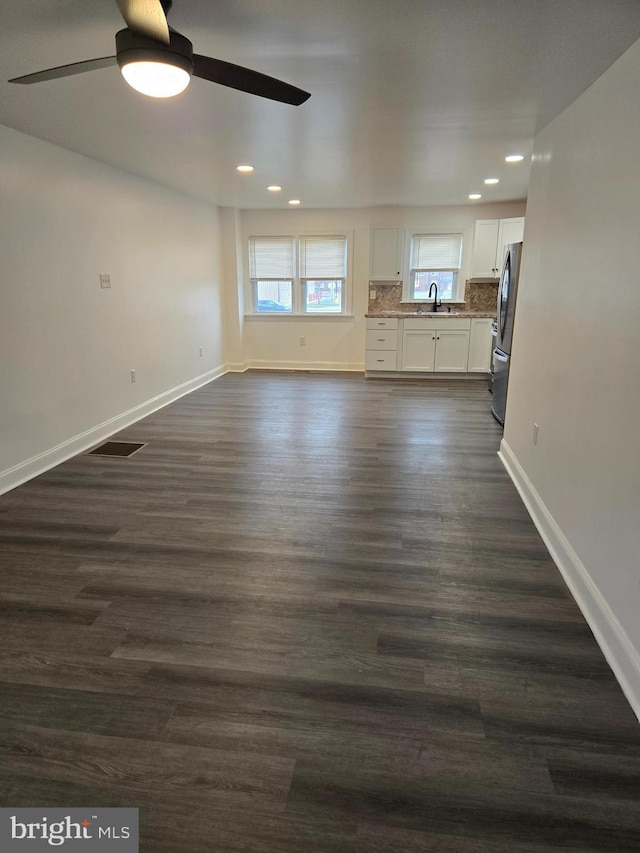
[491,241,522,426]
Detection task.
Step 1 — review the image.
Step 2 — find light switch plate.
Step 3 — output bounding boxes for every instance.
[99,273,111,289]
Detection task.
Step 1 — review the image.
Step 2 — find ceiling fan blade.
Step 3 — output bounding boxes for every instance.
[114,0,170,44]
[192,54,310,106]
[9,56,118,85]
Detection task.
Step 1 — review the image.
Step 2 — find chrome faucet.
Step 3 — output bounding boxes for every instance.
[428,282,442,312]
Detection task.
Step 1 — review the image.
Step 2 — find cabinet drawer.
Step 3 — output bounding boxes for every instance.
[365,350,398,370]
[366,317,399,330]
[403,317,470,331]
[365,330,398,350]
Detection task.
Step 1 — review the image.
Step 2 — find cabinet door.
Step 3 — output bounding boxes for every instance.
[370,228,403,279]
[401,330,436,371]
[471,220,500,277]
[468,319,493,372]
[434,330,470,372]
[496,218,524,275]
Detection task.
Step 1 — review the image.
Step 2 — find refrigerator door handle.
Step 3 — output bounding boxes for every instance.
[493,349,509,362]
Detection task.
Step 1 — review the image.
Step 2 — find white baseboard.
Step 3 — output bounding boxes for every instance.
[0,365,226,496]
[499,439,640,722]
[225,361,249,373]
[247,359,364,372]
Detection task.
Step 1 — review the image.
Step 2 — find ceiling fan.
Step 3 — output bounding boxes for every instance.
[8,0,311,105]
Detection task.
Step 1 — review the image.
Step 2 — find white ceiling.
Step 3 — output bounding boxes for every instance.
[2,0,640,210]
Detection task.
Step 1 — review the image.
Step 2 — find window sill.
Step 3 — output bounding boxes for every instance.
[244,314,355,321]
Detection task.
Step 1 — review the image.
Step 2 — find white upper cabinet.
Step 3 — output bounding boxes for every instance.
[471,217,524,277]
[471,220,500,278]
[370,227,404,280]
[496,218,525,273]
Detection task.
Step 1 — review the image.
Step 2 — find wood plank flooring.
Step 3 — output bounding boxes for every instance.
[0,372,639,851]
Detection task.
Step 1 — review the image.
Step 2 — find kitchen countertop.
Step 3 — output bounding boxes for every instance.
[365,311,495,318]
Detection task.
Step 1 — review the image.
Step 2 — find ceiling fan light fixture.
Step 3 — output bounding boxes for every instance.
[11,11,310,107]
[116,28,193,99]
[121,60,190,98]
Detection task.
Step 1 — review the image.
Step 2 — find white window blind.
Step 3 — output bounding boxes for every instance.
[248,236,294,279]
[411,234,462,270]
[299,236,347,279]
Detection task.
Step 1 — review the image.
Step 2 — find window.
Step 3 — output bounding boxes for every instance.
[249,236,294,313]
[248,234,348,315]
[408,233,463,301]
[299,236,346,314]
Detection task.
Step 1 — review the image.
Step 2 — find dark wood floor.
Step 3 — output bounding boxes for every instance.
[1,372,639,851]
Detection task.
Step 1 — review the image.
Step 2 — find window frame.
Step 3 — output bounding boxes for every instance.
[247,232,352,317]
[403,232,464,303]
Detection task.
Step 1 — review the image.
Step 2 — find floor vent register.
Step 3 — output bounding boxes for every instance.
[87,441,146,458]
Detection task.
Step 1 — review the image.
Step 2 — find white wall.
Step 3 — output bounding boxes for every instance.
[0,124,224,492]
[219,207,247,372]
[224,202,525,371]
[502,39,640,717]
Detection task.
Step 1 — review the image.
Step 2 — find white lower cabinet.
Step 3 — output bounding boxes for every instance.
[401,317,471,373]
[401,331,437,371]
[366,316,491,375]
[365,329,398,351]
[401,328,469,372]
[365,317,399,370]
[365,350,398,370]
[468,318,494,373]
[434,330,470,371]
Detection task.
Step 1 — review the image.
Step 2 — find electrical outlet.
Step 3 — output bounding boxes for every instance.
[369,289,377,300]
[199,347,203,357]
[99,273,111,289]
[299,336,306,347]
[533,423,539,445]
[130,370,136,383]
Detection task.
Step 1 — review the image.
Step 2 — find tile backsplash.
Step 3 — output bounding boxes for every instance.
[368,279,498,314]
[464,279,500,312]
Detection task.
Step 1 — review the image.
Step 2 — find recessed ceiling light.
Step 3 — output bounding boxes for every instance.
[236,164,254,173]
[484,178,500,185]
[505,154,525,162]
[267,185,282,192]
[288,199,301,206]
[469,193,482,200]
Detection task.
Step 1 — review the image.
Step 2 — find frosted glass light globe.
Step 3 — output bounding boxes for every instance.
[121,61,190,98]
